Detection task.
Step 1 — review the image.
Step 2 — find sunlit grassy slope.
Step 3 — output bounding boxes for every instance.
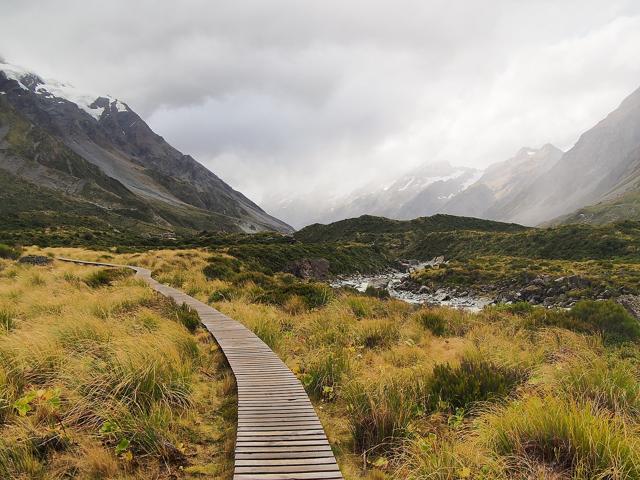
[13,246,640,480]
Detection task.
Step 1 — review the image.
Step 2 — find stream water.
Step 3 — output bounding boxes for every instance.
[329,262,493,311]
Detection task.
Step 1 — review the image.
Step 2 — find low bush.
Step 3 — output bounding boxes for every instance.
[428,357,525,412]
[494,301,535,316]
[571,300,640,341]
[202,263,235,281]
[208,287,238,303]
[365,285,390,299]
[232,271,276,289]
[481,395,640,478]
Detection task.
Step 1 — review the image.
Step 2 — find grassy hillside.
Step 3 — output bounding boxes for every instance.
[296,214,528,243]
[297,214,640,262]
[22,247,640,480]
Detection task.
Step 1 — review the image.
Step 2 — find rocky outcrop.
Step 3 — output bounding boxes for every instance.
[617,295,640,320]
[284,258,330,279]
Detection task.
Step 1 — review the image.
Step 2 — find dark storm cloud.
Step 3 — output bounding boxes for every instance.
[2,1,640,205]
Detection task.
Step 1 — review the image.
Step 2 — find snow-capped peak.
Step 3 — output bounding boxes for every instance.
[0,60,126,120]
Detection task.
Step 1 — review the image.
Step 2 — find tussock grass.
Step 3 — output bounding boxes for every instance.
[356,319,401,349]
[550,350,640,417]
[427,356,526,412]
[300,348,350,400]
[0,307,15,333]
[0,251,234,478]
[22,246,640,480]
[344,370,430,452]
[480,395,640,478]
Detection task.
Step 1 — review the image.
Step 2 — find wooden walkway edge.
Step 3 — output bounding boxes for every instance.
[58,258,344,480]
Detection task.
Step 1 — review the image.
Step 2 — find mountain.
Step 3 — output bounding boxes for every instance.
[265,161,480,229]
[0,60,292,235]
[441,144,563,222]
[490,86,640,226]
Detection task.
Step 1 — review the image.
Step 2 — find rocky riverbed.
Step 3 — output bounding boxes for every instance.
[330,259,493,311]
[330,258,639,313]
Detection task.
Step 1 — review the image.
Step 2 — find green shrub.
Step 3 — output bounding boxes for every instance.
[300,348,350,400]
[0,244,21,260]
[232,271,276,289]
[571,300,640,341]
[415,310,446,336]
[527,300,640,342]
[495,301,535,316]
[428,358,525,412]
[83,268,132,288]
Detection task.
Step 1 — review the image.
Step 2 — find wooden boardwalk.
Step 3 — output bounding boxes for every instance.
[59,258,344,480]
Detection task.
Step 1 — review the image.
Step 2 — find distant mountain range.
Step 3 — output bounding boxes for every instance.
[0,60,292,236]
[268,86,640,229]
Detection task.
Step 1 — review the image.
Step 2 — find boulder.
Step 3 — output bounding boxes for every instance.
[284,258,330,280]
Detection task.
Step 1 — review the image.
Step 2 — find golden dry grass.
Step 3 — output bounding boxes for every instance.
[16,246,640,480]
[0,252,234,479]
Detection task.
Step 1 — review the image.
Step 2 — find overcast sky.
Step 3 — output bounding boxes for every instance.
[2,1,640,208]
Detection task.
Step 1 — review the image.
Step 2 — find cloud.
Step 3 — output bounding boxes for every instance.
[1,0,640,223]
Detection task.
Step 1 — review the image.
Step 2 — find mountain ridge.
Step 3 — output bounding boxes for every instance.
[0,60,292,235]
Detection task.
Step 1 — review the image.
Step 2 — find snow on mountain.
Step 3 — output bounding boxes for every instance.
[0,60,127,120]
[264,161,482,228]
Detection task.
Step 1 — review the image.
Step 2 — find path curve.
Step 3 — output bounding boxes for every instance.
[59,258,343,480]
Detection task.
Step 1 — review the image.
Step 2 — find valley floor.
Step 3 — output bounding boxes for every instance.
[3,247,640,479]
